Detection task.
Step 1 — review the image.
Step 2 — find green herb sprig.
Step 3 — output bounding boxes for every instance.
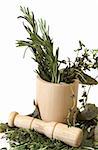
[16,6,60,83]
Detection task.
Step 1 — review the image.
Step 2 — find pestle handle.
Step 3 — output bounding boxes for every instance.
[31,118,57,138]
[8,111,83,147]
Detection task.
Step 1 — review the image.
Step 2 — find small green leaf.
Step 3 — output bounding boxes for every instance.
[78,71,98,85]
[77,103,98,121]
[93,49,98,53]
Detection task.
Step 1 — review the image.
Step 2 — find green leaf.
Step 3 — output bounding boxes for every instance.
[93,49,98,53]
[78,71,98,85]
[10,145,26,150]
[77,103,98,121]
[0,123,8,133]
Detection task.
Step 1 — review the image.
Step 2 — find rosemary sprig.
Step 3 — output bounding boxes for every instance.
[16,6,60,83]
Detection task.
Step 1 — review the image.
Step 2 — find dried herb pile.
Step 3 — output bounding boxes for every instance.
[0,124,94,150]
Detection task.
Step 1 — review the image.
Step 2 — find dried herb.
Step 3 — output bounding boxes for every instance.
[0,125,69,150]
[16,6,98,85]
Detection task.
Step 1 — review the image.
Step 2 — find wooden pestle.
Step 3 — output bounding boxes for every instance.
[8,111,83,147]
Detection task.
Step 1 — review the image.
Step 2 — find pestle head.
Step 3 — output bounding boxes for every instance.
[8,111,19,127]
[53,123,83,147]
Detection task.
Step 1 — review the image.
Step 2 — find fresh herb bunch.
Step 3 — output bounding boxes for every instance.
[58,41,98,84]
[16,6,98,85]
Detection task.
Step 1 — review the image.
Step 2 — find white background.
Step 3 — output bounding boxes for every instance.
[0,0,98,124]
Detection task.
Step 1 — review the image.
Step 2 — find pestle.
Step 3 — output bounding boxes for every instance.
[8,111,83,147]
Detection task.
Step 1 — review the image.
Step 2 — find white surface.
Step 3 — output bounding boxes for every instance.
[0,133,10,149]
[0,0,98,123]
